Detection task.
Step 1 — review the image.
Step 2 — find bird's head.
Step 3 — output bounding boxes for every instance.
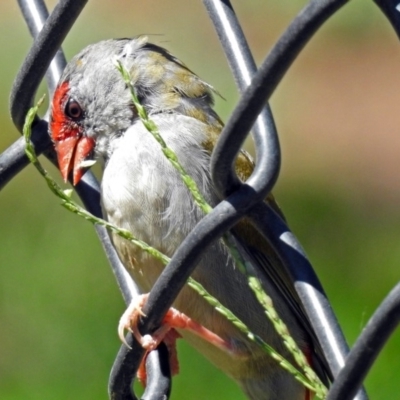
[49,36,220,185]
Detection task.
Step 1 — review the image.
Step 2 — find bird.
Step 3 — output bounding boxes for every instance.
[49,36,329,400]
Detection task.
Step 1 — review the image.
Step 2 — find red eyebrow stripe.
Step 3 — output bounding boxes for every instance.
[50,81,72,142]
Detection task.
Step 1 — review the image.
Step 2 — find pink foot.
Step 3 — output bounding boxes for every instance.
[118,294,233,384]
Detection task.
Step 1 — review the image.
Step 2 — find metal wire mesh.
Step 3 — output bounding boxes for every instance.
[2,1,400,399]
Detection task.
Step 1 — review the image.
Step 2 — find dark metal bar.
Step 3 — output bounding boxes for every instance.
[373,0,400,39]
[17,0,67,97]
[109,341,140,400]
[142,343,172,400]
[204,7,338,381]
[202,0,279,168]
[211,0,351,198]
[327,283,400,400]
[248,204,346,375]
[11,0,88,132]
[206,2,368,398]
[0,122,50,190]
[109,339,171,400]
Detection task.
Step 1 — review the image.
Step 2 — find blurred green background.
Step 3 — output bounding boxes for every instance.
[1,0,400,398]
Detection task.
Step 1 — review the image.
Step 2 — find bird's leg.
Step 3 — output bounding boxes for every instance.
[118,294,234,384]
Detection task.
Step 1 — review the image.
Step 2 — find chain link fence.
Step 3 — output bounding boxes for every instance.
[1,1,400,399]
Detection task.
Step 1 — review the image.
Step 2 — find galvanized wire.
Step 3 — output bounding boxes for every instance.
[2,1,400,399]
[204,1,357,386]
[327,282,400,400]
[373,0,400,39]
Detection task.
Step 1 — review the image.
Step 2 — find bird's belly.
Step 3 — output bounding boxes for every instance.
[100,119,307,398]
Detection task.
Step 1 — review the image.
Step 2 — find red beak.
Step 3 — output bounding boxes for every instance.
[54,136,95,185]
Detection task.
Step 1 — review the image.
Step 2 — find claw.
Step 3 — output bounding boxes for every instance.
[118,294,148,348]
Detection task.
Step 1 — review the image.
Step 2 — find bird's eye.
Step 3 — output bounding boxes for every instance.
[65,98,83,120]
